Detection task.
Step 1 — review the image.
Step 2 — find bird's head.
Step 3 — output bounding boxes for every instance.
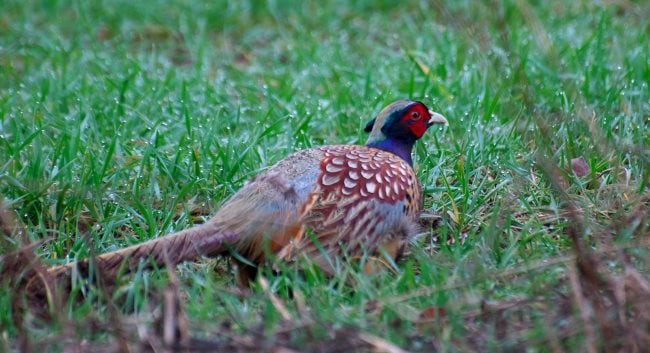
[363,100,447,163]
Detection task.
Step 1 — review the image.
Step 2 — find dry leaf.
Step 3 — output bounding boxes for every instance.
[571,156,590,177]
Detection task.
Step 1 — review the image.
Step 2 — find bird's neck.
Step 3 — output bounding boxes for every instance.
[366,138,414,165]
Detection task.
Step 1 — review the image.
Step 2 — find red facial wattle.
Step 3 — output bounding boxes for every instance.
[400,105,430,139]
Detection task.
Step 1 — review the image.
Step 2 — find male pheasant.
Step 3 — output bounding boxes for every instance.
[49,99,447,285]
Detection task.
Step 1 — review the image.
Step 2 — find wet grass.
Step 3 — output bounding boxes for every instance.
[1,0,649,351]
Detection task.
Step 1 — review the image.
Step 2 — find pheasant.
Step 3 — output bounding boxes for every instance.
[47,99,447,286]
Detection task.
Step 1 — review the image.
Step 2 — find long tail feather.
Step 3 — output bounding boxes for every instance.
[49,221,237,282]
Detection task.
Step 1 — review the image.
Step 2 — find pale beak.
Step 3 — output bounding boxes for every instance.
[427,110,448,125]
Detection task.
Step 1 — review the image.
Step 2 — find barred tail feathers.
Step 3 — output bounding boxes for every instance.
[48,221,236,281]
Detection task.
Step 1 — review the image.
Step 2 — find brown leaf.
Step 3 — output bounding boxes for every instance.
[419,306,446,320]
[571,156,590,177]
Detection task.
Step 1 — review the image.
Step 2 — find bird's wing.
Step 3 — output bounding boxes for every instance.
[284,146,421,272]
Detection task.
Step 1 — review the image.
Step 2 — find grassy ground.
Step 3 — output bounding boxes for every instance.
[1,0,649,351]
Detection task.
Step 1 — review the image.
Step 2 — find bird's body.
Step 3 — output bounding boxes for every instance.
[48,100,447,286]
[214,144,423,281]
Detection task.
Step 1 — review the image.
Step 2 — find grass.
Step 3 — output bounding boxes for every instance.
[1,0,649,351]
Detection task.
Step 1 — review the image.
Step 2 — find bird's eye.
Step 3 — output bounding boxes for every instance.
[411,111,421,120]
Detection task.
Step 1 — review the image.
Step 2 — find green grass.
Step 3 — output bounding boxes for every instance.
[1,0,649,351]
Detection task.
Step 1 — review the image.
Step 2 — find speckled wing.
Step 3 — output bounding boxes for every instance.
[285,145,422,270]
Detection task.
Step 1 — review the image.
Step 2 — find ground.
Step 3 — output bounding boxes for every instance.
[0,0,649,352]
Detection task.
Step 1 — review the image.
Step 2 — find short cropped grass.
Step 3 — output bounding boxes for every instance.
[1,0,648,351]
